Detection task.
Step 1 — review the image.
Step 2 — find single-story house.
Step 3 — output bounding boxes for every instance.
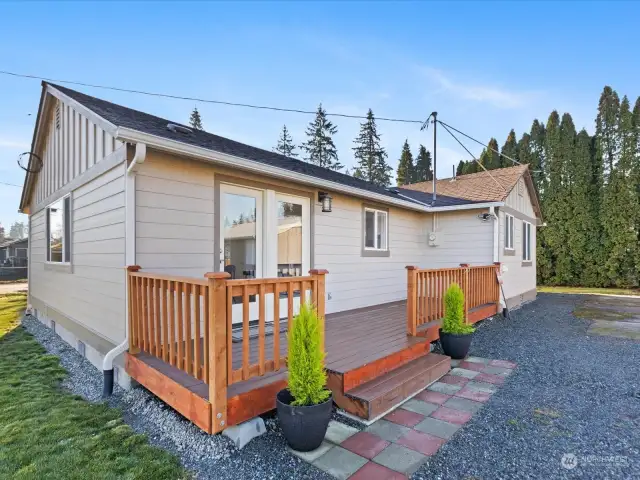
[0,237,28,267]
[19,83,541,432]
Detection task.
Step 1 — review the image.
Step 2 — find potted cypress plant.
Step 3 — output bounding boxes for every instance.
[439,283,475,359]
[276,302,333,452]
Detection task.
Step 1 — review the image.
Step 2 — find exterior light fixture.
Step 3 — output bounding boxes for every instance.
[318,192,332,213]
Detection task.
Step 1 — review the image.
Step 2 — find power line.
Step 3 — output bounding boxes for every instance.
[0,70,425,124]
[438,120,523,166]
[0,181,22,188]
[438,121,508,193]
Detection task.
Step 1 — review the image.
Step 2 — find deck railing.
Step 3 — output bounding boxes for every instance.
[406,263,500,336]
[126,265,327,434]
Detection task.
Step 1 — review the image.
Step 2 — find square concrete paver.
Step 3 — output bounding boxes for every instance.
[489,359,517,369]
[313,446,368,480]
[402,399,439,416]
[414,417,461,439]
[474,372,506,385]
[384,408,425,427]
[481,365,512,376]
[431,406,473,425]
[455,386,492,403]
[289,441,334,462]
[466,380,499,393]
[349,461,407,480]
[341,431,390,460]
[396,429,445,456]
[326,420,359,444]
[373,443,426,476]
[427,381,462,395]
[444,396,484,413]
[416,390,451,405]
[449,367,480,379]
[366,419,411,442]
[458,361,486,372]
[465,356,490,364]
[439,374,469,386]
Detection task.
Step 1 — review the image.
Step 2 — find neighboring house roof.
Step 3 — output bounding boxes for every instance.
[0,238,25,249]
[20,82,507,214]
[403,164,542,219]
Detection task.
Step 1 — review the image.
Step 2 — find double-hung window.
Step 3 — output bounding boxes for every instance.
[522,221,532,261]
[364,207,388,253]
[504,213,514,250]
[46,195,71,263]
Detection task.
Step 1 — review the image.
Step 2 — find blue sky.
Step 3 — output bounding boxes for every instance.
[1,1,639,230]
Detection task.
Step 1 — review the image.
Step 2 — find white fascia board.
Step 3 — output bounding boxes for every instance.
[115,126,504,214]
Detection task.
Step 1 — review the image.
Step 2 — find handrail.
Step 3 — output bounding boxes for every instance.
[406,263,500,336]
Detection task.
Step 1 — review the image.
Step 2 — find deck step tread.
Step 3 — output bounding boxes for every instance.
[347,353,449,401]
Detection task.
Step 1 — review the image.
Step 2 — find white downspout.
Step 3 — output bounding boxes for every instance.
[491,206,499,263]
[102,143,146,396]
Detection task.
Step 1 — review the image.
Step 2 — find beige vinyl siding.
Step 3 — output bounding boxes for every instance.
[135,151,215,278]
[30,162,127,344]
[425,210,494,268]
[32,97,123,206]
[499,183,537,308]
[314,194,429,313]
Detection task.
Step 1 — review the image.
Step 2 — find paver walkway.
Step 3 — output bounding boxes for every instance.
[290,356,516,479]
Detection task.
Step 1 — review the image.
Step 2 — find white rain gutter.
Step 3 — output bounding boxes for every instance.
[102,142,146,396]
[115,126,503,214]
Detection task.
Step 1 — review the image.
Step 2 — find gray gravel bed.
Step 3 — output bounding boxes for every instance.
[21,315,331,480]
[414,293,640,480]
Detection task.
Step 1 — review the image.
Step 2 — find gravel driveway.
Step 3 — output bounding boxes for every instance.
[19,293,640,479]
[414,293,640,479]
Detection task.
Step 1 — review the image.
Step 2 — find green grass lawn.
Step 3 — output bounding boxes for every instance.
[0,293,188,479]
[538,286,640,296]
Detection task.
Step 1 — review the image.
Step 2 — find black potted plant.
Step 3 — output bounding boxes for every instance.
[276,302,333,452]
[439,283,474,359]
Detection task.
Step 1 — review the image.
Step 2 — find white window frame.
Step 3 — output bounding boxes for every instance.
[364,207,389,252]
[46,194,71,264]
[522,221,532,261]
[504,213,514,250]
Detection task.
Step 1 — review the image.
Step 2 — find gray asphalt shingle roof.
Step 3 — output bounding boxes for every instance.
[49,83,485,209]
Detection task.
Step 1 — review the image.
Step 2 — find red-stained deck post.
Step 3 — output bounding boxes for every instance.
[406,266,418,336]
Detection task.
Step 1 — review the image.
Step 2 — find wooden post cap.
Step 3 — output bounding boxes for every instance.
[309,269,329,275]
[459,263,470,268]
[204,272,231,279]
[493,262,502,266]
[406,265,418,270]
[126,265,141,271]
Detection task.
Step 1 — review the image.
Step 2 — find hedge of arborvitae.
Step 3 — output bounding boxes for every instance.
[456,87,640,288]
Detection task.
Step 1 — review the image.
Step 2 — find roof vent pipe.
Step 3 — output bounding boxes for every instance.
[167,123,193,135]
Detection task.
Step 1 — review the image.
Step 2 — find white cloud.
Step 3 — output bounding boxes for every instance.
[419,67,539,109]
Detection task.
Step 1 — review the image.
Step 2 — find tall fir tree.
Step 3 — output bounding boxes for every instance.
[274,125,298,157]
[479,138,501,170]
[633,97,640,276]
[301,104,343,171]
[396,140,415,185]
[529,119,547,193]
[602,96,640,286]
[500,129,519,168]
[189,107,203,130]
[414,145,433,182]
[352,109,392,186]
[456,160,465,176]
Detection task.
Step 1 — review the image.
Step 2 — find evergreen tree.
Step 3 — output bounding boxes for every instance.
[301,104,343,171]
[352,109,391,186]
[396,139,415,185]
[568,130,601,286]
[479,138,501,170]
[456,160,465,176]
[274,125,297,157]
[414,145,433,182]
[189,107,203,130]
[602,96,640,286]
[529,119,547,193]
[500,129,519,168]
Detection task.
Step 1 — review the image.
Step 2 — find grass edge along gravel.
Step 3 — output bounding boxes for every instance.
[0,292,189,480]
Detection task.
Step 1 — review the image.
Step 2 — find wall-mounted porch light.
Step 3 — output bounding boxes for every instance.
[318,192,333,213]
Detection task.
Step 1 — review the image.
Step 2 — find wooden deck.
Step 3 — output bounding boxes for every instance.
[126,299,498,429]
